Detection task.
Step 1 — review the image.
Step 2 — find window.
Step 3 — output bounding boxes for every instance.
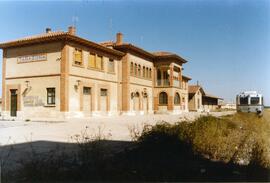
[143,66,145,77]
[74,48,83,66]
[138,65,141,77]
[159,92,168,105]
[47,88,55,105]
[157,69,161,86]
[89,53,95,68]
[240,96,248,105]
[83,87,91,95]
[130,62,134,75]
[108,58,115,73]
[149,68,152,78]
[174,93,180,104]
[163,70,170,85]
[134,64,138,76]
[251,97,260,105]
[96,55,103,70]
[163,71,169,80]
[100,89,107,96]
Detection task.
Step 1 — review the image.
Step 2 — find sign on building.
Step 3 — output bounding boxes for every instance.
[18,54,47,63]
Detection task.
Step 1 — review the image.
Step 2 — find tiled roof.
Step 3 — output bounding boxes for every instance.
[99,40,188,64]
[0,31,124,58]
[188,85,201,94]
[188,85,222,99]
[0,31,67,45]
[204,94,223,100]
[152,51,175,56]
[153,51,187,63]
[99,41,114,47]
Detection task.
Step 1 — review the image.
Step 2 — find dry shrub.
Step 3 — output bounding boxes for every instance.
[185,112,270,168]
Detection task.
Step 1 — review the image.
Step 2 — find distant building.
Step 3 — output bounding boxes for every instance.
[0,27,191,119]
[188,85,223,112]
[221,102,236,110]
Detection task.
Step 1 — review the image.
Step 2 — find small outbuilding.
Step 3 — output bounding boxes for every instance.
[188,85,205,112]
[202,94,223,111]
[188,85,222,112]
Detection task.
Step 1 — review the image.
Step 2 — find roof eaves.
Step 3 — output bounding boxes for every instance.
[0,33,68,49]
[66,34,125,58]
[204,94,223,100]
[182,75,192,81]
[0,33,125,58]
[155,54,187,64]
[113,43,154,59]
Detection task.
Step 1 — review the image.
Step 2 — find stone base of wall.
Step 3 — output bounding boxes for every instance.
[121,110,154,116]
[1,110,157,121]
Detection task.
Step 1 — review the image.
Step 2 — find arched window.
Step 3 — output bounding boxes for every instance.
[174,93,181,105]
[143,66,146,77]
[138,65,141,77]
[135,92,140,97]
[134,64,137,76]
[159,92,168,105]
[130,62,134,75]
[149,68,152,79]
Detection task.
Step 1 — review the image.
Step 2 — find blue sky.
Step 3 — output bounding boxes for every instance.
[0,0,269,105]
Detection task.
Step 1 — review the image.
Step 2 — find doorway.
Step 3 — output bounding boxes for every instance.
[100,89,108,112]
[83,87,91,113]
[133,92,140,111]
[10,89,17,117]
[142,96,148,113]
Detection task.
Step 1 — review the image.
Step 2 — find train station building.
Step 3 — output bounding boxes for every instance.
[0,27,191,119]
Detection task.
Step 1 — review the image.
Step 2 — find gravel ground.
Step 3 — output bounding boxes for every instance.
[0,111,236,172]
[0,111,235,146]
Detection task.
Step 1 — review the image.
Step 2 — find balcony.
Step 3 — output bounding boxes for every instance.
[156,79,170,87]
[173,80,180,87]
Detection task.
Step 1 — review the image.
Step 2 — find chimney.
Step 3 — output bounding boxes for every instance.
[116,32,123,45]
[46,28,51,33]
[68,26,76,35]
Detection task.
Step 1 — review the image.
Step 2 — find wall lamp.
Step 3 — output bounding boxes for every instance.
[25,80,30,88]
[74,80,81,91]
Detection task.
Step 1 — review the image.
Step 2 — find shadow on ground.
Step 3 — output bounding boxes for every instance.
[0,139,270,182]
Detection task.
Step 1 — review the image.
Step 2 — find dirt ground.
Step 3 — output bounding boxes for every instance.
[0,111,235,146]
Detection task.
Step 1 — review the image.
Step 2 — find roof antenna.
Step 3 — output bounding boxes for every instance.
[109,18,113,42]
[72,16,79,28]
[140,35,144,46]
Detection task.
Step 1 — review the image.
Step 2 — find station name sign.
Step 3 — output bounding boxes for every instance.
[18,54,47,63]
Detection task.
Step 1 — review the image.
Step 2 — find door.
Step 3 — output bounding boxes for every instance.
[142,96,148,113]
[100,89,107,112]
[10,89,17,117]
[133,92,140,111]
[83,87,91,113]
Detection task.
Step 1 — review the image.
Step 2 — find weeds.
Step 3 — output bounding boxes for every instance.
[3,111,270,182]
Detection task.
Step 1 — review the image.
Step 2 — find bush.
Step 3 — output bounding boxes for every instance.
[138,113,270,168]
[8,112,270,182]
[191,115,269,167]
